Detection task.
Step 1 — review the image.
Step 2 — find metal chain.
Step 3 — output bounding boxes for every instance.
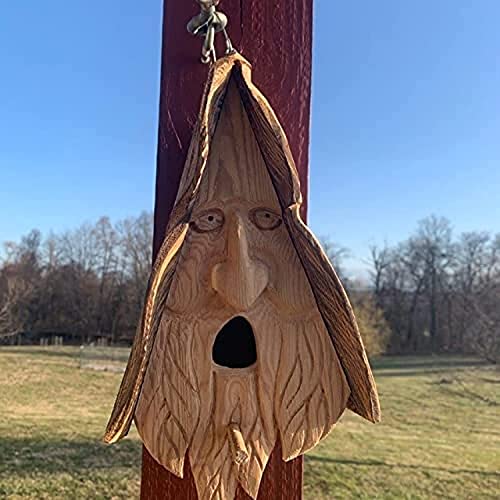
[187,0,235,64]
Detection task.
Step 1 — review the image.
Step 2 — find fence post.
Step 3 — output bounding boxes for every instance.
[141,1,313,498]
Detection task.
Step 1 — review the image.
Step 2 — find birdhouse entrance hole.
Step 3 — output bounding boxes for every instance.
[212,316,257,369]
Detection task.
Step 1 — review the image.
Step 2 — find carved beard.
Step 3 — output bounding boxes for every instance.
[135,301,349,500]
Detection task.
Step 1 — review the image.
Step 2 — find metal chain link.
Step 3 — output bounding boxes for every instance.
[187,0,235,64]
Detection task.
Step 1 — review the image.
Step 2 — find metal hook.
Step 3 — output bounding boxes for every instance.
[187,0,235,64]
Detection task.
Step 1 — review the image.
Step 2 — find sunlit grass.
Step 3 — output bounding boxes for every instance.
[1,347,498,499]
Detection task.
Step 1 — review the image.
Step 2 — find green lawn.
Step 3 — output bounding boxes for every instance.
[0,347,498,499]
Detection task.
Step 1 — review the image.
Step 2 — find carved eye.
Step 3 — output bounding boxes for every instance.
[192,209,225,233]
[250,208,282,231]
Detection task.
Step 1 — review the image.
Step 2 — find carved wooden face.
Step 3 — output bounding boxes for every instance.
[135,82,351,500]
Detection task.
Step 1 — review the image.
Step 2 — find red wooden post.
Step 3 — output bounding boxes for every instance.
[144,1,313,498]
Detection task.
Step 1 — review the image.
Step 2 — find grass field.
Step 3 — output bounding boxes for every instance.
[0,347,498,499]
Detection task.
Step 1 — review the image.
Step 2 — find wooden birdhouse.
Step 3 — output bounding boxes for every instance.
[104,53,379,500]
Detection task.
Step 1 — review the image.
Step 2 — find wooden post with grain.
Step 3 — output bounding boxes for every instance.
[144,1,313,498]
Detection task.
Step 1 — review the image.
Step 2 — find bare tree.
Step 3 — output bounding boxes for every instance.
[117,212,153,307]
[464,291,500,364]
[0,265,34,339]
[320,237,350,283]
[369,245,391,297]
[0,231,42,340]
[453,232,500,363]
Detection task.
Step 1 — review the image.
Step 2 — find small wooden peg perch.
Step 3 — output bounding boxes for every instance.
[227,423,250,466]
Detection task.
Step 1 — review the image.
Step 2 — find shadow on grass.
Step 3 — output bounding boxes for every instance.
[306,455,500,478]
[375,367,487,378]
[0,347,130,363]
[372,356,487,371]
[0,348,81,360]
[0,437,141,477]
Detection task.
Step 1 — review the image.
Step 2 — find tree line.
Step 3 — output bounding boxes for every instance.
[370,215,499,363]
[0,213,152,345]
[1,213,498,362]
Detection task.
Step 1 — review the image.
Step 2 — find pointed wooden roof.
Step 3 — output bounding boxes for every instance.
[104,53,379,446]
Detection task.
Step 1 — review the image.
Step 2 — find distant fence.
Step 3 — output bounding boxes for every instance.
[39,336,65,346]
[78,344,130,372]
[0,332,72,346]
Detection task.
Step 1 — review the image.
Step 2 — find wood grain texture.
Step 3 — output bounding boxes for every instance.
[104,52,380,499]
[232,62,381,423]
[228,424,249,466]
[103,223,189,444]
[153,0,312,259]
[135,81,349,499]
[148,1,312,496]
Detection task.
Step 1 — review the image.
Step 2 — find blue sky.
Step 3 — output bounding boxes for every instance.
[1,1,499,274]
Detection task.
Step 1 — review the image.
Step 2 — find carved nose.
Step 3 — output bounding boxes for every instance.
[211,214,268,310]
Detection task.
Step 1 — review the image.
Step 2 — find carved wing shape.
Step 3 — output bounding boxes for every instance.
[232,60,381,423]
[103,57,238,444]
[103,222,188,443]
